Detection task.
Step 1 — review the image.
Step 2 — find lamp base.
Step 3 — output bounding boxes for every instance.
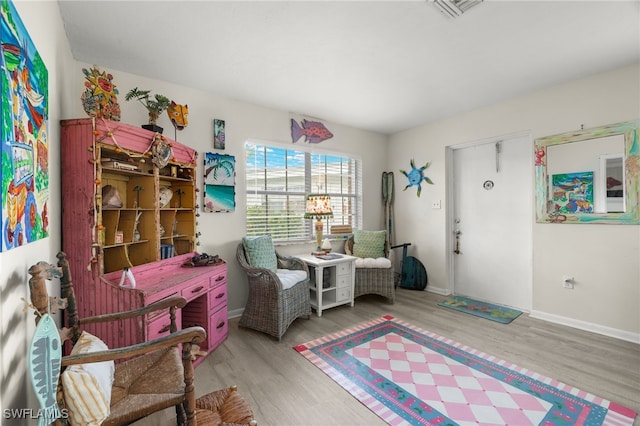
[315,219,323,250]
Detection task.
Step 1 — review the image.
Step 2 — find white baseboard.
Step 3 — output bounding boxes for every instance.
[230,296,638,344]
[530,310,640,344]
[426,286,450,296]
[228,308,243,319]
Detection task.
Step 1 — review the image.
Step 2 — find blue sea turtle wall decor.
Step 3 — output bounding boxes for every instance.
[400,159,433,197]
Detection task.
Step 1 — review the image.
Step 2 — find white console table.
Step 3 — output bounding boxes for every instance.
[295,254,356,317]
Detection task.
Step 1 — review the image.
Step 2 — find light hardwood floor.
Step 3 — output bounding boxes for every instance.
[137,289,640,425]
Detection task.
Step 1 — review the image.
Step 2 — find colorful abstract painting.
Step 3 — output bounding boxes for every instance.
[1,0,49,252]
[213,118,225,150]
[204,153,235,212]
[551,171,594,213]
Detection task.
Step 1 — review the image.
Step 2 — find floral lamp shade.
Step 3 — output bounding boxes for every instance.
[304,194,333,250]
[304,194,333,219]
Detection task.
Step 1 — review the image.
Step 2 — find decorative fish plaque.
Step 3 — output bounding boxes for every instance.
[291,118,333,144]
[28,314,62,426]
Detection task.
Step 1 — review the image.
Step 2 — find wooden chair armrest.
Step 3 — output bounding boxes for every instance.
[78,296,187,326]
[61,326,206,366]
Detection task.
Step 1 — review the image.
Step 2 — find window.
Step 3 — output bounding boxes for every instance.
[245,142,362,242]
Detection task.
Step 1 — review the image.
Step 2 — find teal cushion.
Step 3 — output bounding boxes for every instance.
[353,230,386,259]
[243,236,278,272]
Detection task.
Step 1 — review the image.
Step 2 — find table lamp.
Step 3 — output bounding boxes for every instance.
[304,194,333,250]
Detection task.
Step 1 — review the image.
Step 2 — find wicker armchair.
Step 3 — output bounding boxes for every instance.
[236,242,311,341]
[345,235,395,303]
[28,252,206,426]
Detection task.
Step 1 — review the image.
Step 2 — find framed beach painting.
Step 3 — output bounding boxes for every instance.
[204,153,235,212]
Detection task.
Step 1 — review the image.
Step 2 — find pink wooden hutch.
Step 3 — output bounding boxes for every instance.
[60,118,227,363]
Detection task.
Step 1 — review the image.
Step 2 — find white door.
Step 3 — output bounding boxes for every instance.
[451,133,532,311]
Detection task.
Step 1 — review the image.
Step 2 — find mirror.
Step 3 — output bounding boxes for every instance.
[535,120,639,224]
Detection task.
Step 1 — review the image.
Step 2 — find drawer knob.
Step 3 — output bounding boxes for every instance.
[215,275,224,282]
[191,286,205,293]
[159,324,171,334]
[216,321,226,330]
[215,293,225,299]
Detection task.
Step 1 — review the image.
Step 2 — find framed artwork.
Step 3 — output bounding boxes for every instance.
[1,0,50,251]
[551,171,594,213]
[213,118,225,150]
[81,65,120,120]
[535,120,639,224]
[204,153,235,212]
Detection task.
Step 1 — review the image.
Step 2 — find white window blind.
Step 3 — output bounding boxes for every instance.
[246,142,361,242]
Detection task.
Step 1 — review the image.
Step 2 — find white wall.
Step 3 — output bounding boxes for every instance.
[389,64,640,341]
[66,62,389,318]
[0,1,74,421]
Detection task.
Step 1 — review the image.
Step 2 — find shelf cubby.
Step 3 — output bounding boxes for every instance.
[128,241,157,266]
[103,246,132,273]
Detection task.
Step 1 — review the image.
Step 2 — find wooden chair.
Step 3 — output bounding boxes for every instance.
[195,386,257,426]
[236,243,311,341]
[345,235,395,303]
[28,252,206,425]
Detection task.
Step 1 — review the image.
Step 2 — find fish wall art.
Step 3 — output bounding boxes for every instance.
[29,314,62,426]
[291,118,333,144]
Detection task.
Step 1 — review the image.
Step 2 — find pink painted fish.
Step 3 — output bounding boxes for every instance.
[291,119,333,143]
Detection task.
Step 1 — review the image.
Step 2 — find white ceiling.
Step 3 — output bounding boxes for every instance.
[58,1,640,135]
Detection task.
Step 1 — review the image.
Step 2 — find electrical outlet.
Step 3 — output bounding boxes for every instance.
[562,275,574,289]
[432,200,441,209]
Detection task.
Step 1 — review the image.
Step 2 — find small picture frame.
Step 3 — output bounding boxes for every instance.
[204,153,235,212]
[551,171,594,213]
[214,118,225,150]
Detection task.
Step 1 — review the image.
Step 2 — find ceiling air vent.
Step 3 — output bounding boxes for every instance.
[432,0,483,19]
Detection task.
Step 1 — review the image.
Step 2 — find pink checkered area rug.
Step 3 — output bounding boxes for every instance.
[294,315,636,425]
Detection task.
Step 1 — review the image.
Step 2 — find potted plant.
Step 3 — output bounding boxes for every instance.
[124,87,171,133]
